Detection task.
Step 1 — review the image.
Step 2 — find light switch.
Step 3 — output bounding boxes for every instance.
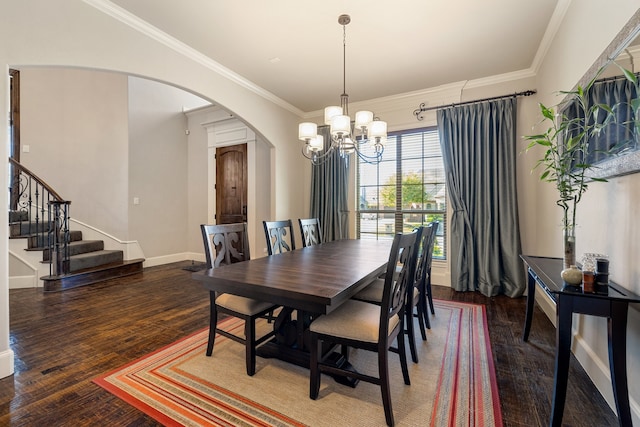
[133,197,140,205]
[22,145,30,153]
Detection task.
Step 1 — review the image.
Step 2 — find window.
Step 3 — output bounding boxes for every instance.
[357,127,446,259]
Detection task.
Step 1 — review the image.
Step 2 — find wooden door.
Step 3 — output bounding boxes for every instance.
[215,144,247,224]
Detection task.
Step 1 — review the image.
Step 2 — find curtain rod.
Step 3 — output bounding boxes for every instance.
[593,70,640,83]
[413,89,536,121]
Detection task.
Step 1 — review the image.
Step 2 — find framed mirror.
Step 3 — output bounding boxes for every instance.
[578,9,640,179]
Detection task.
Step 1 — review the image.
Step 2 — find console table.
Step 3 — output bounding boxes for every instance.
[521,255,640,427]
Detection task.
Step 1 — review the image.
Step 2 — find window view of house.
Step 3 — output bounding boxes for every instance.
[357,127,446,259]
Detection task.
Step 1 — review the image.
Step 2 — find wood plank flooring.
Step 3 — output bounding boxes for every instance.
[0,261,618,426]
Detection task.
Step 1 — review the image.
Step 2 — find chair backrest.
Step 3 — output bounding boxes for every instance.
[380,230,419,336]
[298,218,322,247]
[409,225,426,290]
[415,222,434,289]
[263,220,296,255]
[200,223,250,269]
[425,221,439,276]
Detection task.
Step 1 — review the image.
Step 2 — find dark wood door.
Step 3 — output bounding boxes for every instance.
[215,144,247,224]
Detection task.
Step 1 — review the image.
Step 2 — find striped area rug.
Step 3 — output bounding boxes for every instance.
[94,300,502,426]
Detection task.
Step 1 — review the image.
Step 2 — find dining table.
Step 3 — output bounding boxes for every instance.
[192,238,393,382]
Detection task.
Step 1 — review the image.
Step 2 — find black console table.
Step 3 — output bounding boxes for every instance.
[521,255,640,427]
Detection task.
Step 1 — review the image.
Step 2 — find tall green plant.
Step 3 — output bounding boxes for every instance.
[524,75,615,231]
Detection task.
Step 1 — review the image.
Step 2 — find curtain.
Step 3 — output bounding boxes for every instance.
[436,98,524,297]
[310,126,350,242]
[564,77,638,165]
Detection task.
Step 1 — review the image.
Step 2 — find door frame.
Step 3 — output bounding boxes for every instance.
[204,118,272,257]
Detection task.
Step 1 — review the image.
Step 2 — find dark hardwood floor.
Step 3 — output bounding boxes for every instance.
[0,262,617,426]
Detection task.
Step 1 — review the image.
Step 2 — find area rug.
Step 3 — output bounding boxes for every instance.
[94,300,502,426]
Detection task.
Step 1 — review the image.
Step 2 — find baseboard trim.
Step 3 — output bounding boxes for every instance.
[573,324,640,424]
[143,252,205,268]
[0,349,15,379]
[9,275,38,289]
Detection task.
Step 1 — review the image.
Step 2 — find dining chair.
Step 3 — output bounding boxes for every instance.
[263,219,296,254]
[352,226,425,363]
[420,221,439,319]
[298,218,322,247]
[309,231,418,427]
[200,223,278,376]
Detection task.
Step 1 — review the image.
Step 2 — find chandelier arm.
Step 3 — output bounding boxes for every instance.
[353,145,384,164]
[300,143,337,165]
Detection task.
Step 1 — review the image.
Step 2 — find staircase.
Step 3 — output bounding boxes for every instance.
[8,159,144,292]
[9,210,144,292]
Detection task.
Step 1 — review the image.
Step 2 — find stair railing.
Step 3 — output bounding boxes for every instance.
[8,157,71,276]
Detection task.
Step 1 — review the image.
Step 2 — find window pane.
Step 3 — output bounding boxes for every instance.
[356,127,446,259]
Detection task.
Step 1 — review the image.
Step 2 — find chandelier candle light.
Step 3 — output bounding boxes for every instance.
[298,14,387,165]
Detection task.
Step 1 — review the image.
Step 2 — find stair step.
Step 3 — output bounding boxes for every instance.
[41,259,145,292]
[68,250,123,272]
[9,221,51,237]
[9,210,28,223]
[42,240,105,261]
[24,230,84,250]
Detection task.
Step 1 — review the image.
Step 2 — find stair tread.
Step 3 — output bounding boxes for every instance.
[42,258,144,279]
[69,249,122,259]
[42,240,105,261]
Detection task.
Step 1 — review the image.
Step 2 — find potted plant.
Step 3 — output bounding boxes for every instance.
[524,73,616,271]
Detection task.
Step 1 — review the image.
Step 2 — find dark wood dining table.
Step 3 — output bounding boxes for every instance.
[192,238,392,375]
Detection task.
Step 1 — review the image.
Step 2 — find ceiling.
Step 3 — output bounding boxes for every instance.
[108,0,561,114]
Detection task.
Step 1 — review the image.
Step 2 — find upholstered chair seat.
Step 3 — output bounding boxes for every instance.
[310,299,400,343]
[215,294,276,315]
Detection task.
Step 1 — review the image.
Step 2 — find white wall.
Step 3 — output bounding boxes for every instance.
[128,76,207,262]
[520,2,640,422]
[0,0,306,379]
[20,68,130,238]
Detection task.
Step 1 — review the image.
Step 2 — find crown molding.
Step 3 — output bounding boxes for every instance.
[83,0,570,120]
[82,0,305,117]
[530,0,573,74]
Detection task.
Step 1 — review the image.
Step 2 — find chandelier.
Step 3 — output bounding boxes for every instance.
[298,14,387,165]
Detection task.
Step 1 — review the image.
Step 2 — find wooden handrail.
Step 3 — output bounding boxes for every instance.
[9,157,66,202]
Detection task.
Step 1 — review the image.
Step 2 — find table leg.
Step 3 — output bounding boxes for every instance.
[550,294,573,427]
[608,301,632,427]
[523,268,536,341]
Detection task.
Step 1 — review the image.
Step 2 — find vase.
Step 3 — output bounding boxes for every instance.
[563,226,575,270]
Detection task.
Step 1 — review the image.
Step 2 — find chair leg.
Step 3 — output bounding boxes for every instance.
[341,344,349,362]
[419,288,432,330]
[378,345,395,427]
[418,293,430,334]
[416,302,428,341]
[245,318,257,376]
[396,327,411,386]
[206,292,217,356]
[427,279,435,315]
[309,333,321,400]
[405,305,418,363]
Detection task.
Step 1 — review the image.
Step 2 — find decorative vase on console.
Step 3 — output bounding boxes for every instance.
[563,225,576,270]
